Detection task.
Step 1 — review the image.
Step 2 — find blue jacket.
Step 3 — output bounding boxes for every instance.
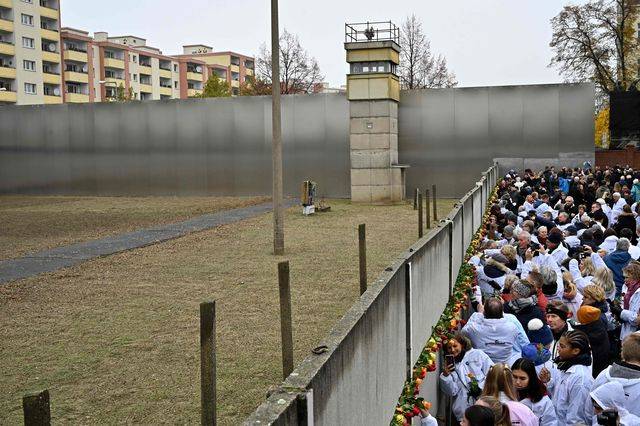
[604,250,632,295]
[559,177,570,194]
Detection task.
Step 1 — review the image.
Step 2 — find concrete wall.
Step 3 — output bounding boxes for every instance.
[0,83,592,197]
[244,166,499,426]
[399,83,595,197]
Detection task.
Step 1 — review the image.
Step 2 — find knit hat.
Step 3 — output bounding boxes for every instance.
[521,343,552,366]
[527,318,554,346]
[577,305,601,325]
[596,198,606,205]
[503,225,515,239]
[547,232,563,244]
[512,280,533,299]
[546,304,569,321]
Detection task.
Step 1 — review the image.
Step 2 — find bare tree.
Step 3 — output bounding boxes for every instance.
[256,29,324,94]
[550,0,640,100]
[399,14,457,89]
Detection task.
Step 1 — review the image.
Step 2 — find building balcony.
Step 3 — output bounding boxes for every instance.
[0,89,16,103]
[0,18,13,33]
[64,70,88,83]
[40,28,60,42]
[43,72,60,85]
[0,0,12,8]
[138,64,152,74]
[66,92,89,103]
[186,72,202,82]
[139,83,152,93]
[187,88,202,97]
[63,49,87,63]
[0,66,16,79]
[159,68,172,79]
[230,64,240,72]
[103,57,124,69]
[42,51,60,63]
[159,86,172,96]
[0,42,14,56]
[39,6,59,20]
[44,94,62,104]
[104,77,125,86]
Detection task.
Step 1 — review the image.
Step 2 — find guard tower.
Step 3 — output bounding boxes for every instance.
[345,21,406,203]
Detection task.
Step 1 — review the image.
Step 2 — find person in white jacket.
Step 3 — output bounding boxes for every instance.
[590,381,640,425]
[591,333,640,418]
[540,330,594,425]
[511,358,558,426]
[462,298,530,364]
[439,333,494,422]
[613,261,640,340]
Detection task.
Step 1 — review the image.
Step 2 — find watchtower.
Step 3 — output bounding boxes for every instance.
[345,21,406,203]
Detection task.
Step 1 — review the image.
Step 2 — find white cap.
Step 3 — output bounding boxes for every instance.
[596,198,605,204]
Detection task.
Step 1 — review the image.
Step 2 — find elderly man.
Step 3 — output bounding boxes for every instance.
[462,298,530,364]
[516,230,539,261]
[562,196,579,217]
[546,229,569,266]
[611,192,628,225]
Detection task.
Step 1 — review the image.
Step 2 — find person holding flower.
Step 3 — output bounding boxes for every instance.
[440,333,494,422]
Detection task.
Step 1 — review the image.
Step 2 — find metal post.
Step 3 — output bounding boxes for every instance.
[23,390,50,426]
[413,188,418,210]
[448,221,453,295]
[358,224,367,295]
[200,301,216,426]
[278,261,294,379]
[425,188,431,229]
[271,0,284,255]
[471,191,475,232]
[460,203,465,258]
[418,191,423,238]
[404,262,412,381]
[432,184,438,222]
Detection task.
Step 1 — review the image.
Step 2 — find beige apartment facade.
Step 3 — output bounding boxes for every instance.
[0,0,63,105]
[1,0,255,105]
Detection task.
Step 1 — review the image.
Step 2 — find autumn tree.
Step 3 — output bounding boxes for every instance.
[256,29,324,94]
[239,75,272,96]
[399,14,458,89]
[198,75,231,98]
[550,0,640,107]
[115,83,133,102]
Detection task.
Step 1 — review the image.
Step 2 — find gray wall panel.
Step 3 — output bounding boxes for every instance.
[0,84,591,197]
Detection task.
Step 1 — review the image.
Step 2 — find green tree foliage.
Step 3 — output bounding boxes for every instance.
[115,83,133,102]
[197,76,232,98]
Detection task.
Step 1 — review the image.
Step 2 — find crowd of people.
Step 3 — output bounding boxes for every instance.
[422,165,640,426]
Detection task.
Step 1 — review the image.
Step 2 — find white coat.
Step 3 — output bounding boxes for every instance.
[462,312,530,364]
[439,349,494,421]
[621,285,640,340]
[520,395,558,426]
[547,364,594,425]
[590,381,640,425]
[592,363,640,418]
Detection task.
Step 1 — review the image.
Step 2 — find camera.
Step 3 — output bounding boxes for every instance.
[597,410,618,425]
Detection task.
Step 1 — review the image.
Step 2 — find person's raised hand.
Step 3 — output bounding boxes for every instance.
[539,367,551,383]
[525,248,533,261]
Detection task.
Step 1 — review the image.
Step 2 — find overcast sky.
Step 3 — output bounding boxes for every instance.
[61,0,586,88]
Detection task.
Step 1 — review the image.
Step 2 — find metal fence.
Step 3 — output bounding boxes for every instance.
[244,164,499,425]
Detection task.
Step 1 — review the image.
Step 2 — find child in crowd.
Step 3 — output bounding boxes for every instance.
[511,358,558,425]
[540,330,594,425]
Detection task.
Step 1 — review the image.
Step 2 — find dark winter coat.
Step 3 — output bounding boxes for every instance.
[575,319,611,378]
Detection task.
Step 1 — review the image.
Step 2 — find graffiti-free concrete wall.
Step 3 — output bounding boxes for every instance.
[0,83,593,197]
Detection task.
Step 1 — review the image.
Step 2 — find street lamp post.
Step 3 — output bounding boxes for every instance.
[271,0,284,255]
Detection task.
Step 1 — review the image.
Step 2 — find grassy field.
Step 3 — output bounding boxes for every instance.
[0,195,269,261]
[0,198,455,425]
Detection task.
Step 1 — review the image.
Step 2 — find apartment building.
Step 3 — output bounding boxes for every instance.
[1,2,254,105]
[0,0,63,105]
[177,44,255,95]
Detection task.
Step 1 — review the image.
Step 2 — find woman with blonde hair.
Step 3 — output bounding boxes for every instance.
[592,267,616,301]
[612,260,640,339]
[562,271,583,318]
[481,363,537,426]
[475,396,511,426]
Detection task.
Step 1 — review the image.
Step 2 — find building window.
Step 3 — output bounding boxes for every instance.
[23,60,36,71]
[24,83,37,94]
[22,37,35,49]
[105,70,116,78]
[174,81,178,89]
[173,64,178,72]
[133,74,138,82]
[132,54,137,63]
[21,0,34,3]
[21,14,34,26]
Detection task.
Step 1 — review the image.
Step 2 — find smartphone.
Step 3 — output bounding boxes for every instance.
[445,354,455,369]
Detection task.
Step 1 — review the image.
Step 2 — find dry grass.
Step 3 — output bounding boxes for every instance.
[0,198,455,425]
[0,195,269,261]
